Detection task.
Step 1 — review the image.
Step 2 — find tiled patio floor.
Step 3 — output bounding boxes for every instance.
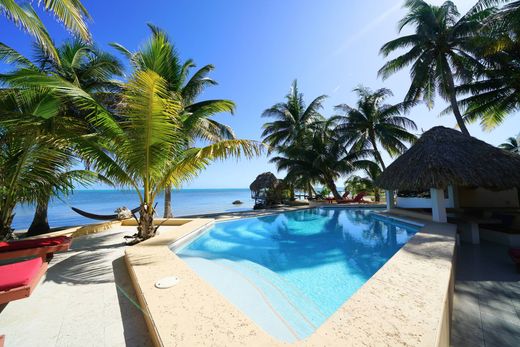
[451,241,520,347]
[0,227,152,347]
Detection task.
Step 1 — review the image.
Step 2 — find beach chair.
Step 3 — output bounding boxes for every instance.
[0,236,72,262]
[337,192,368,204]
[0,257,48,305]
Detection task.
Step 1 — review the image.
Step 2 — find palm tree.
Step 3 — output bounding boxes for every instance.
[16,69,262,241]
[262,80,326,151]
[500,135,520,154]
[455,43,520,130]
[0,0,91,60]
[0,40,123,234]
[0,87,106,239]
[450,2,520,130]
[379,0,483,136]
[111,24,237,218]
[0,124,68,239]
[334,86,417,170]
[271,119,365,200]
[345,160,383,202]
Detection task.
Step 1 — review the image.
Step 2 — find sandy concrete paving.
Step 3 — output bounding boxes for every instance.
[0,226,152,347]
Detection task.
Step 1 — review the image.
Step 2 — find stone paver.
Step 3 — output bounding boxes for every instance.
[0,227,152,347]
[452,241,520,347]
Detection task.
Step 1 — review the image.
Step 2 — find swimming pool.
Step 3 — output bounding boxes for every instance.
[175,208,420,342]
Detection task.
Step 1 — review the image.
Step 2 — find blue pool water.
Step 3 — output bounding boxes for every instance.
[176,207,420,342]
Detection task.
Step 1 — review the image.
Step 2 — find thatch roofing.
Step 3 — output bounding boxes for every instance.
[376,126,520,191]
[249,172,280,192]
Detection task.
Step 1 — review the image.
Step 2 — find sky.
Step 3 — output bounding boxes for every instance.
[1,0,519,189]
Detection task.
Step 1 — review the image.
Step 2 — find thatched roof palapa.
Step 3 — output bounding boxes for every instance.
[249,172,281,192]
[376,126,520,191]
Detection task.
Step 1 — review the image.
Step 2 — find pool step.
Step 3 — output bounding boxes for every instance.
[179,251,324,341]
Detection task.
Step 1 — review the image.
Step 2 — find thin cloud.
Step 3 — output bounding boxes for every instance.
[332,2,402,57]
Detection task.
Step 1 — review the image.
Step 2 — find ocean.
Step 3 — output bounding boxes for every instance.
[12,189,254,230]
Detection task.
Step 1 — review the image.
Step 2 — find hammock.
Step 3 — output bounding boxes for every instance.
[71,206,141,221]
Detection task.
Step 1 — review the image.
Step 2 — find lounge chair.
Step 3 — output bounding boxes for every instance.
[337,192,369,204]
[0,257,48,305]
[0,235,72,262]
[508,248,520,273]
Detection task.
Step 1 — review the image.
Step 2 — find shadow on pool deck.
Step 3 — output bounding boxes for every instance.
[451,241,520,347]
[0,227,152,346]
[112,256,152,346]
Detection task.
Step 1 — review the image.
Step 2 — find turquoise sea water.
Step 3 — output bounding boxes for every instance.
[12,188,254,230]
[177,207,419,342]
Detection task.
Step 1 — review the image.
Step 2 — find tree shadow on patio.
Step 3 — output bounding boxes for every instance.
[112,256,153,346]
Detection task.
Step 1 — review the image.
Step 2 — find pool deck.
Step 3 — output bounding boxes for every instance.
[0,224,153,347]
[451,241,520,346]
[126,210,457,346]
[0,206,457,347]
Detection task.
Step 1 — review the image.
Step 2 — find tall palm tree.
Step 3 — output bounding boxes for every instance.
[500,135,520,154]
[0,0,91,60]
[379,0,483,136]
[450,2,520,130]
[334,86,417,170]
[0,123,68,239]
[262,80,327,151]
[0,40,123,234]
[271,120,365,200]
[15,69,262,241]
[0,87,106,239]
[111,24,237,218]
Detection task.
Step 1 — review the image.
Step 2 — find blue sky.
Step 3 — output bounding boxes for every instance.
[2,0,519,189]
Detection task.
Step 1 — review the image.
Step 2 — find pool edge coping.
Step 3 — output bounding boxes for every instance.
[125,210,456,347]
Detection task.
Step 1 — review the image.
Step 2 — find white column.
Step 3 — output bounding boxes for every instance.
[430,188,447,223]
[447,185,459,209]
[385,190,395,210]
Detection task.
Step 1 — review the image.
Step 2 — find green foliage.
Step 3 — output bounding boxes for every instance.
[500,135,520,154]
[0,40,123,236]
[0,0,91,61]
[319,186,331,197]
[112,25,238,217]
[379,0,483,135]
[262,80,326,152]
[334,86,417,169]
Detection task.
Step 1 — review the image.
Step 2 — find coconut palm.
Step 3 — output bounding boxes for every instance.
[15,69,262,241]
[500,136,520,154]
[0,0,91,60]
[334,86,417,170]
[0,40,123,234]
[271,120,366,200]
[455,43,520,129]
[0,85,109,239]
[111,24,237,218]
[0,131,69,240]
[262,80,326,151]
[379,0,483,136]
[345,160,383,202]
[450,2,520,130]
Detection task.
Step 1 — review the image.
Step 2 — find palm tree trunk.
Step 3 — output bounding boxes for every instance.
[163,185,173,218]
[369,132,386,170]
[27,197,51,236]
[374,188,381,202]
[442,59,470,136]
[137,204,155,240]
[325,178,342,200]
[0,207,15,241]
